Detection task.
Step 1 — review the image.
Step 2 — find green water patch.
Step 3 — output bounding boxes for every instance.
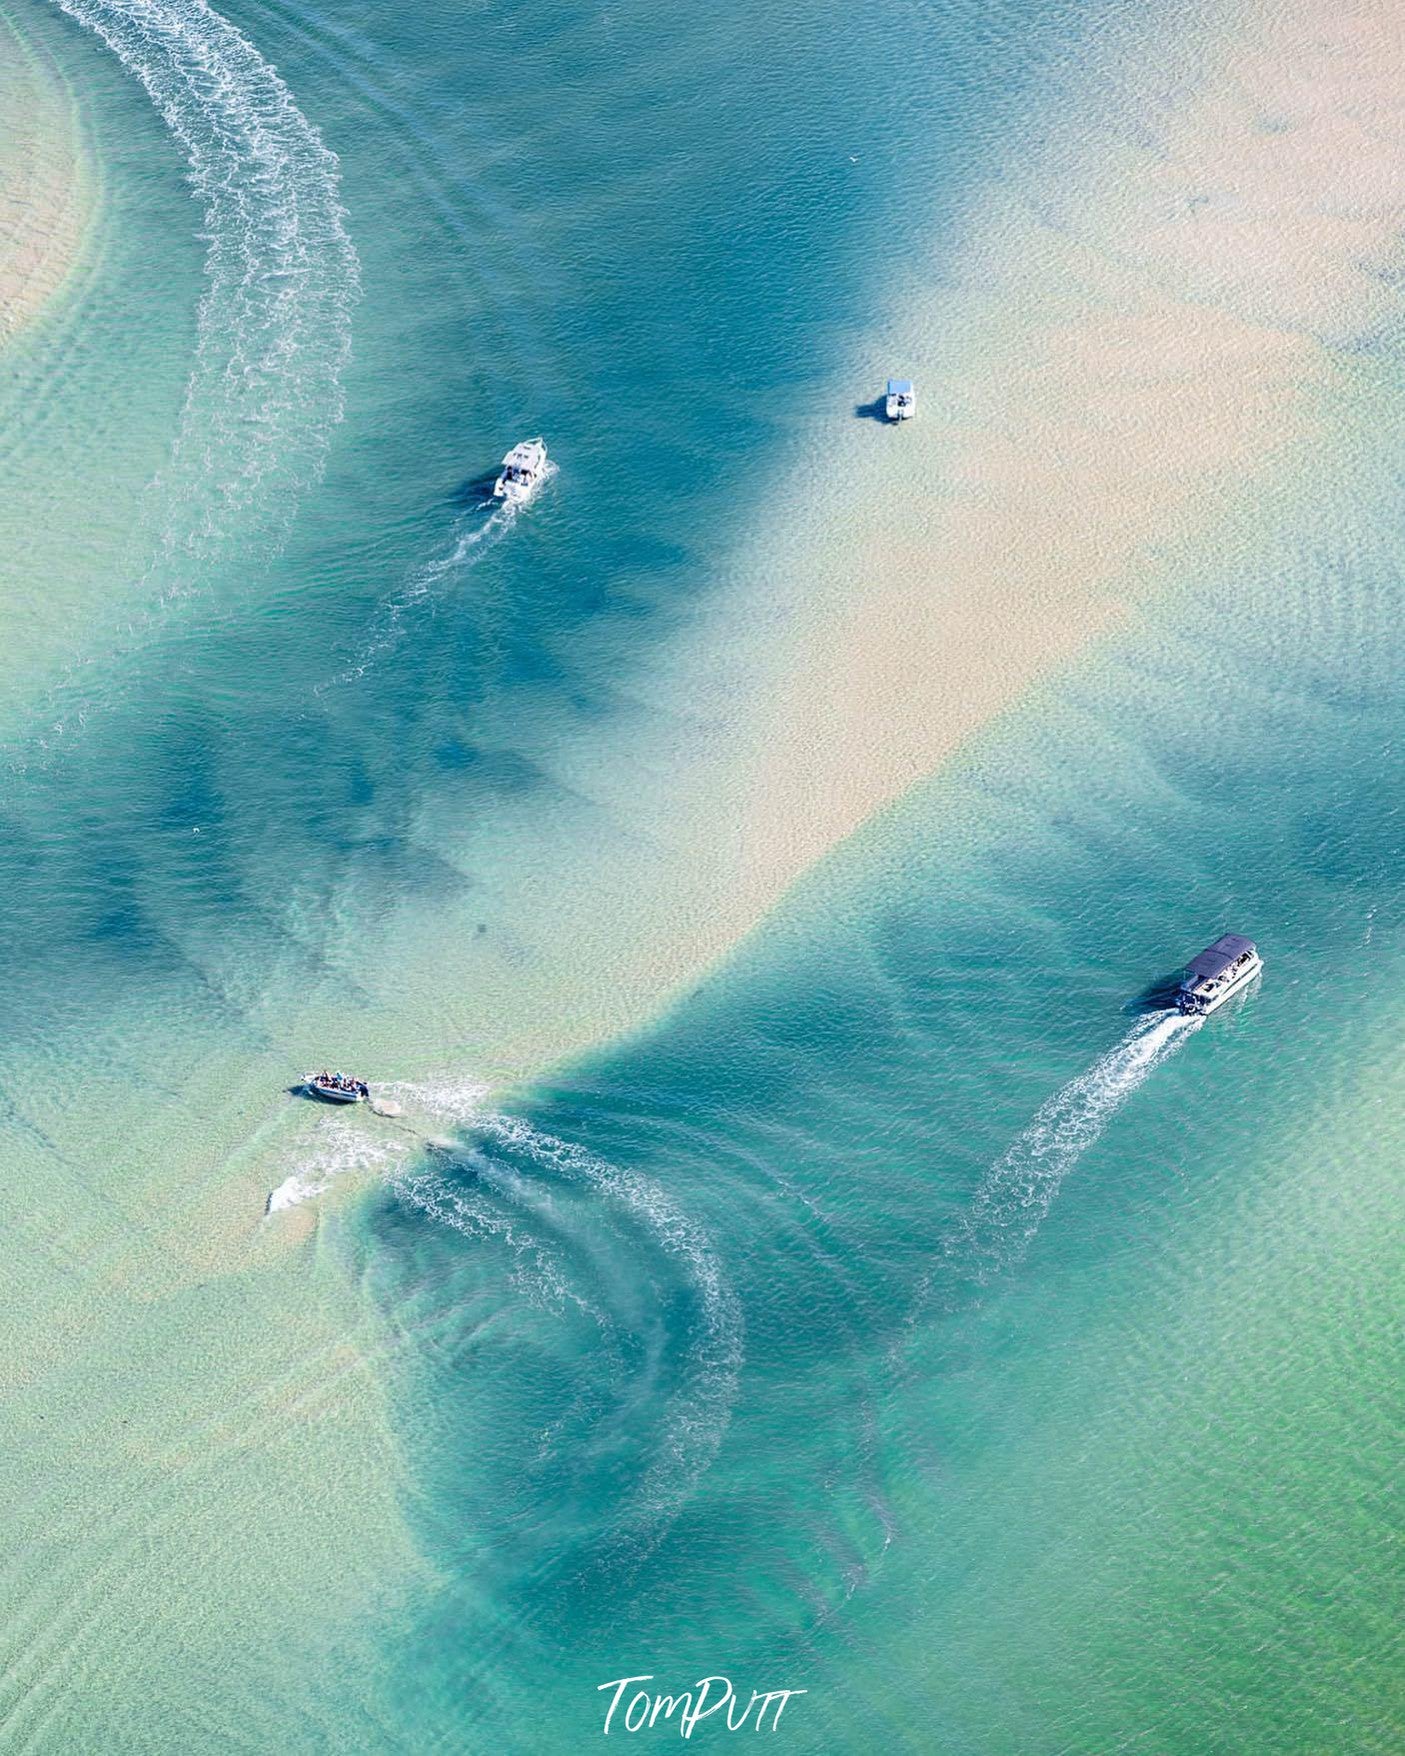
[355,439,1405,1748]
[6,0,1401,1746]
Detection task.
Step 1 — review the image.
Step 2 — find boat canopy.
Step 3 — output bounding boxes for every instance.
[1186,933,1255,979]
[887,379,913,396]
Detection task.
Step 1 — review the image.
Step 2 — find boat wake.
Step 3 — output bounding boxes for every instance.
[266,1115,406,1213]
[385,1155,599,1318]
[374,1074,489,1130]
[266,1077,484,1214]
[322,510,513,688]
[469,1112,744,1557]
[327,458,558,691]
[951,1009,1202,1284]
[48,0,358,649]
[268,1073,741,1554]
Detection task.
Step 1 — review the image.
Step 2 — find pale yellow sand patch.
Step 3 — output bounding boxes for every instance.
[0,12,92,340]
[388,0,1405,1081]
[731,0,1405,900]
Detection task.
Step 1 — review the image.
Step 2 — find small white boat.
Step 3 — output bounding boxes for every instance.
[493,437,548,504]
[304,1070,370,1104]
[885,378,915,422]
[1175,935,1262,1016]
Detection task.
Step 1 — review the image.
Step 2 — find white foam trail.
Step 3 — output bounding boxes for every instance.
[473,1113,743,1553]
[325,459,558,692]
[266,1077,485,1213]
[385,1156,592,1316]
[955,1009,1201,1281]
[266,1114,406,1213]
[51,0,359,584]
[382,1084,742,1547]
[270,1070,740,1546]
[314,511,506,692]
[377,1075,490,1128]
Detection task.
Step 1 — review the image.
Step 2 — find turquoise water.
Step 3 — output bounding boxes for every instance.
[354,486,1405,1749]
[2,0,1403,1748]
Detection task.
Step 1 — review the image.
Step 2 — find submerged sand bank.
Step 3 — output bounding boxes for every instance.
[0,14,92,339]
[360,0,1405,1088]
[731,0,1405,898]
[425,0,1405,1078]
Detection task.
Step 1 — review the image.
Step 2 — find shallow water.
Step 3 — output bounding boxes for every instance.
[2,0,1403,1748]
[354,486,1404,1747]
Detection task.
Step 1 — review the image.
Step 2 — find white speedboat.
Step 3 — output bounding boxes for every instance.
[493,437,548,504]
[885,378,915,421]
[1175,935,1262,1016]
[304,1070,370,1104]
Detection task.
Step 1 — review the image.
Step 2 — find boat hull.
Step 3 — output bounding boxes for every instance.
[1177,953,1262,1016]
[493,437,547,503]
[303,1077,365,1103]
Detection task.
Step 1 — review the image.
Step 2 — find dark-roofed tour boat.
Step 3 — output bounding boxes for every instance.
[1176,934,1262,1016]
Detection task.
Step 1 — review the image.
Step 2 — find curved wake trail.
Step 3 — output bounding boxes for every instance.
[51,0,359,584]
[366,1081,742,1555]
[268,1077,742,1552]
[474,1113,744,1555]
[953,1010,1202,1284]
